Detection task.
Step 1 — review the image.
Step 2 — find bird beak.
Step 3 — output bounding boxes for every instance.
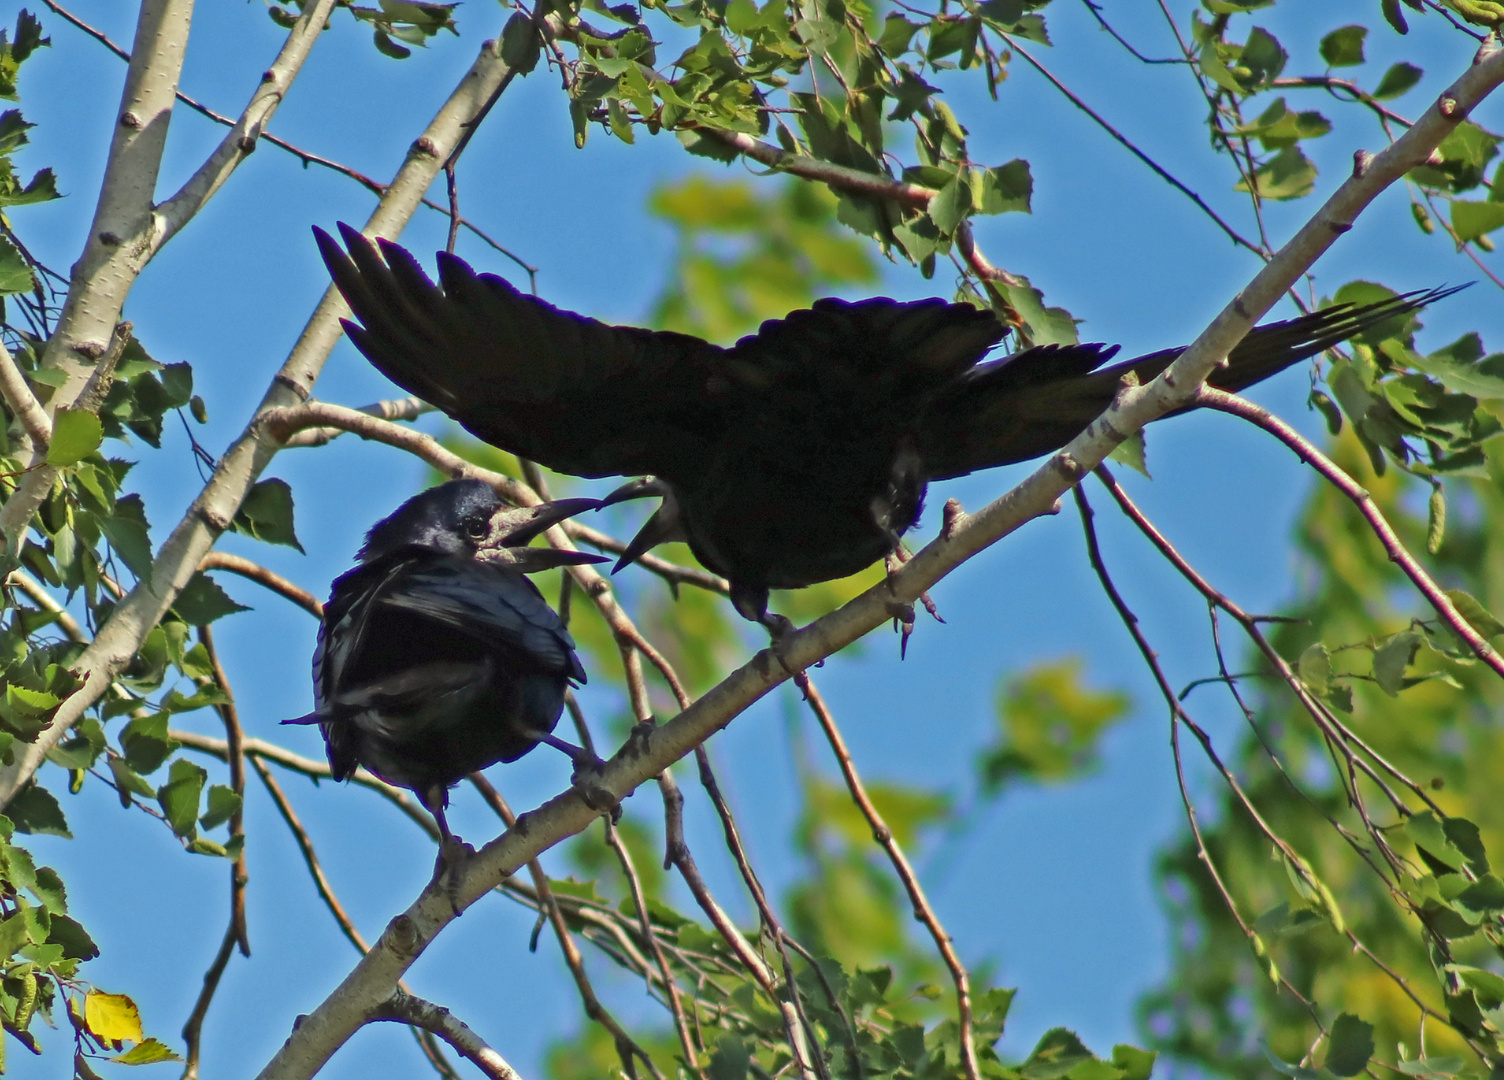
[478,546,611,573]
[486,497,603,547]
[599,477,669,508]
[475,497,610,574]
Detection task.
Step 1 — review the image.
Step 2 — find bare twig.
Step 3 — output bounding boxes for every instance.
[1071,485,1318,1016]
[5,570,87,642]
[1197,387,1504,681]
[369,992,524,1080]
[469,774,665,1080]
[251,756,370,953]
[200,626,250,954]
[170,730,440,840]
[801,677,978,1080]
[180,925,238,1080]
[198,552,323,618]
[999,33,1262,255]
[279,396,431,450]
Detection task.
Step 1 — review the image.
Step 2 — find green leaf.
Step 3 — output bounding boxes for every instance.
[1110,1046,1155,1080]
[1451,199,1504,242]
[170,572,250,627]
[8,783,69,838]
[1427,485,1446,553]
[928,173,970,234]
[1023,1028,1095,1080]
[156,758,207,838]
[1395,1058,1467,1080]
[111,1038,183,1065]
[46,409,103,466]
[1373,61,1423,100]
[99,494,154,581]
[198,784,241,831]
[1325,1013,1374,1076]
[499,12,539,74]
[976,159,1032,215]
[1444,588,1504,638]
[119,714,179,775]
[979,658,1130,791]
[1319,25,1366,67]
[1235,146,1317,200]
[0,235,34,294]
[231,478,303,552]
[1373,630,1420,696]
[46,914,98,961]
[1107,431,1149,477]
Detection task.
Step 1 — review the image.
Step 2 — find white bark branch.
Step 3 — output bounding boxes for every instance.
[0,339,52,449]
[0,0,194,554]
[152,0,341,247]
[0,37,528,808]
[369,993,526,1080]
[249,41,1504,1080]
[279,396,431,448]
[0,0,340,556]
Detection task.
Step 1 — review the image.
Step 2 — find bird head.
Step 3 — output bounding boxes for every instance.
[357,478,608,572]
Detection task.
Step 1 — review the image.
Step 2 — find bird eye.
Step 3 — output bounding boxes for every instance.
[463,516,489,539]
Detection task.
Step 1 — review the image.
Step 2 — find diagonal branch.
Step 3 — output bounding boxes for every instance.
[369,992,525,1080]
[1196,387,1504,680]
[801,676,978,1080]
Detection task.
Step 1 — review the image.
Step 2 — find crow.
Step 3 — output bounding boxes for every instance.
[287,478,606,845]
[317,223,1456,635]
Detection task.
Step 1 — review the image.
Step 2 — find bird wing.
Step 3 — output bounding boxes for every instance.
[375,557,586,683]
[318,225,730,479]
[725,296,1005,400]
[922,286,1464,480]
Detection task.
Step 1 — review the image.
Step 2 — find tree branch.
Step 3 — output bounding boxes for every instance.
[197,552,323,618]
[1196,386,1504,681]
[249,42,1504,1080]
[0,36,529,809]
[369,992,525,1080]
[0,338,51,449]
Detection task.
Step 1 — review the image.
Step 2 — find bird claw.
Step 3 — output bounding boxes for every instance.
[887,600,917,658]
[570,754,620,818]
[625,720,655,759]
[432,834,476,916]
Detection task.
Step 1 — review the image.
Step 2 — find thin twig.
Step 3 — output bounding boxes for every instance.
[41,0,537,280]
[1197,387,1504,681]
[200,625,250,954]
[1071,485,1319,1018]
[198,552,323,618]
[469,774,664,1080]
[369,992,526,1080]
[279,396,432,451]
[5,570,87,642]
[801,677,978,1080]
[999,32,1262,255]
[251,756,370,952]
[179,924,238,1080]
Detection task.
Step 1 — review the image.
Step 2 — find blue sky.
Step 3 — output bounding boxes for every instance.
[6,1,1501,1077]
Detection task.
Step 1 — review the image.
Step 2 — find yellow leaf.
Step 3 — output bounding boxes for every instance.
[84,992,143,1045]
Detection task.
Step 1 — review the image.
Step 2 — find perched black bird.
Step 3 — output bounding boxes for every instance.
[317,223,1456,633]
[287,479,607,842]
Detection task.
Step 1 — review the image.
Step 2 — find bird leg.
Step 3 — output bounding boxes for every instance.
[539,733,620,818]
[883,546,943,659]
[425,792,474,915]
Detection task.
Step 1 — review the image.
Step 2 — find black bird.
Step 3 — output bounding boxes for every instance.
[287,479,607,842]
[317,224,1456,633]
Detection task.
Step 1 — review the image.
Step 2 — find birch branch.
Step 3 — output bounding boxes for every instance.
[249,41,1504,1080]
[0,37,529,808]
[369,993,525,1080]
[0,338,51,449]
[0,0,340,552]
